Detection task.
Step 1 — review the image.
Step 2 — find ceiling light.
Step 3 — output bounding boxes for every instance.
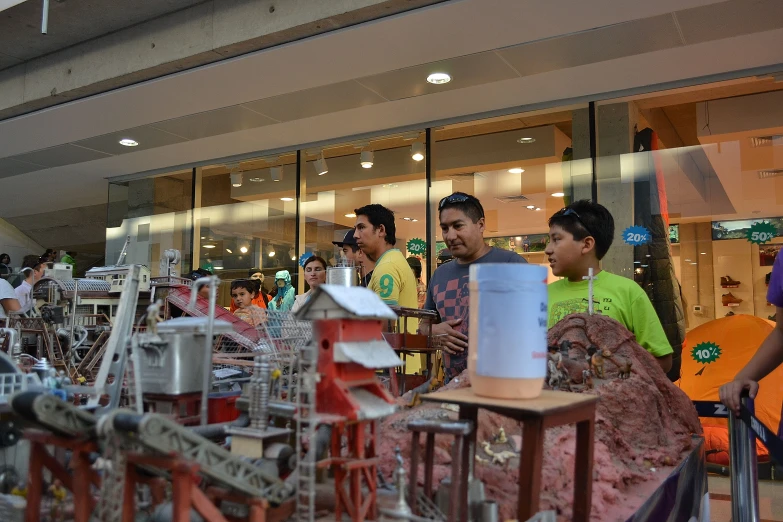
[203,244,216,249]
[214,266,223,270]
[551,192,565,197]
[427,72,451,84]
[403,217,412,221]
[280,197,294,202]
[249,177,264,182]
[535,207,541,211]
[313,156,328,176]
[200,236,205,239]
[266,245,275,257]
[411,219,418,222]
[345,213,356,218]
[411,143,425,161]
[360,150,374,169]
[517,137,536,144]
[508,168,525,174]
[268,250,275,257]
[226,248,233,254]
[526,205,535,209]
[270,166,283,182]
[119,138,138,147]
[240,246,248,254]
[700,252,707,255]
[230,171,243,187]
[685,259,692,262]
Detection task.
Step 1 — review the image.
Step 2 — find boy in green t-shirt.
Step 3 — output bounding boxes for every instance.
[545,201,673,372]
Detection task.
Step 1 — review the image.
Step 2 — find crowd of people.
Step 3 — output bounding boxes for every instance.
[0,249,77,320]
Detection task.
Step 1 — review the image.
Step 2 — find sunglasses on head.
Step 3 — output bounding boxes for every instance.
[438,193,484,216]
[558,208,594,237]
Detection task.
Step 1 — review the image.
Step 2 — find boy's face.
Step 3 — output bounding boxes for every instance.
[545,224,592,278]
[198,285,211,299]
[342,245,357,264]
[231,287,254,309]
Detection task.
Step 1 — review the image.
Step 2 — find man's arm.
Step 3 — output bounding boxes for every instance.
[1,298,21,314]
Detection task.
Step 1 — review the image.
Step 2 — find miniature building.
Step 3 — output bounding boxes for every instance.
[85,265,151,293]
[295,284,402,421]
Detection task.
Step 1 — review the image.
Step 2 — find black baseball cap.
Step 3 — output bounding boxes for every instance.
[332,229,358,247]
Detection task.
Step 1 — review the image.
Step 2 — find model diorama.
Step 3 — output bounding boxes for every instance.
[0,259,705,522]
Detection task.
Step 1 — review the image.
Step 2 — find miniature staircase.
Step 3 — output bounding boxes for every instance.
[296,342,317,522]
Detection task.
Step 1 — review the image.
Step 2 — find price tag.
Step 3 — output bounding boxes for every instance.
[622,225,651,246]
[406,238,427,255]
[747,221,777,245]
[691,341,721,364]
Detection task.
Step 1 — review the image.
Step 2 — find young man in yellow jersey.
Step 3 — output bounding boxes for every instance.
[353,204,418,314]
[545,200,673,372]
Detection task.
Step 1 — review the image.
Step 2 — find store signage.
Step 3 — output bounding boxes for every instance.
[406,238,427,256]
[622,226,651,246]
[691,341,721,365]
[747,221,777,245]
[299,252,313,268]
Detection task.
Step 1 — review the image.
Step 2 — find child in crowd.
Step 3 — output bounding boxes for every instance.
[545,200,673,372]
[231,279,265,327]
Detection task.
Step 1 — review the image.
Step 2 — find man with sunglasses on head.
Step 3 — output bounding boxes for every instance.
[545,200,672,371]
[424,192,526,383]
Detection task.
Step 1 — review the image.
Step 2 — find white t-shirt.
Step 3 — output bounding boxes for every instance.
[0,279,17,319]
[15,280,32,314]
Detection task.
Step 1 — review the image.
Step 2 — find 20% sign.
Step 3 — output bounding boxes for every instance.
[406,238,427,255]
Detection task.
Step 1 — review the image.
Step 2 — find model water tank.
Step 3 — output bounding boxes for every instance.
[139,317,233,395]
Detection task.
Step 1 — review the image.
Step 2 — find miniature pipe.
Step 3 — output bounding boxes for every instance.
[728,394,760,522]
[189,413,250,440]
[480,500,499,522]
[189,276,218,426]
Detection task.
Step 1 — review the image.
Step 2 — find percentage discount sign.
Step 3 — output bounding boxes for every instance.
[622,225,652,246]
[691,341,722,364]
[747,221,777,245]
[406,238,427,255]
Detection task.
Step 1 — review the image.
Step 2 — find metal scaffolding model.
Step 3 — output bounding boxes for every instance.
[296,342,317,522]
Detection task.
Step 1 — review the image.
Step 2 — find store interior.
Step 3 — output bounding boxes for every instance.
[105,75,783,318]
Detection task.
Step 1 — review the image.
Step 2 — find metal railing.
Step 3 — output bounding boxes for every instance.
[693,393,783,522]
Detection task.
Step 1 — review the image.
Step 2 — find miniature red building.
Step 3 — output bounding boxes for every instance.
[296,285,403,522]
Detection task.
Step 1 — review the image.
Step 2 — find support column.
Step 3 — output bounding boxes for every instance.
[596,102,639,277]
[570,108,594,203]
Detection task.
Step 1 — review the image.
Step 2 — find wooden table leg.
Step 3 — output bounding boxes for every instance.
[25,442,44,522]
[459,406,478,522]
[424,433,435,496]
[573,416,595,522]
[518,417,544,521]
[409,431,420,513]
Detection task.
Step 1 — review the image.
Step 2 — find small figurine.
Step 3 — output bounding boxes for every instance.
[604,352,632,379]
[558,340,572,358]
[582,369,594,390]
[547,351,563,388]
[496,427,507,444]
[48,479,67,521]
[392,447,412,516]
[145,299,164,335]
[11,481,27,498]
[587,346,605,379]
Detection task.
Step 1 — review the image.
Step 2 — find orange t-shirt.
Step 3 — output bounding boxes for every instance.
[230,294,270,313]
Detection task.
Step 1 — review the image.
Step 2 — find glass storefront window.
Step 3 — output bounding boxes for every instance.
[106,170,193,276]
[196,153,298,306]
[300,133,428,292]
[432,106,589,280]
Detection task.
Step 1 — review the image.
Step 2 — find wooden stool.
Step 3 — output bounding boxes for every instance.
[420,388,598,522]
[407,418,474,522]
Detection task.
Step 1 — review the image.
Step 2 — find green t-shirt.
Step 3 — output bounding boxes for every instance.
[547,270,673,358]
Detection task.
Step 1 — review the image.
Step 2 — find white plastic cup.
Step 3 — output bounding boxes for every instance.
[468,263,548,399]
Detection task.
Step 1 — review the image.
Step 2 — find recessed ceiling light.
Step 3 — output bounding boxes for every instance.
[403,217,412,221]
[517,137,536,144]
[118,138,138,147]
[200,236,205,240]
[551,192,565,197]
[345,213,356,218]
[535,207,541,211]
[203,244,216,249]
[268,251,275,257]
[526,205,535,209]
[280,197,294,202]
[214,266,224,270]
[240,246,248,254]
[427,72,451,84]
[225,248,233,254]
[508,168,525,174]
[411,219,418,222]
[360,150,374,169]
[411,143,425,161]
[685,258,692,262]
[249,177,264,182]
[700,252,707,255]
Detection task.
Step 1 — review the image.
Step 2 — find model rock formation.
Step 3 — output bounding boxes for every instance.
[377,313,701,521]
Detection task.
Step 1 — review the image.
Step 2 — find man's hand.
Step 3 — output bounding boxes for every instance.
[431,318,468,355]
[719,378,759,417]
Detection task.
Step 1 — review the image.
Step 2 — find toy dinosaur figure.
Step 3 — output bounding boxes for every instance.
[582,369,594,390]
[603,351,632,379]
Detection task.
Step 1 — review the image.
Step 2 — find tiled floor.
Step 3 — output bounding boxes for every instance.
[708,475,783,521]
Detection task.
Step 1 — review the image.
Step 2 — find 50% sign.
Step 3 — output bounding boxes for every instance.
[748,221,777,245]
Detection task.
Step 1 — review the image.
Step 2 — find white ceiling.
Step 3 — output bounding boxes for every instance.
[1,0,782,218]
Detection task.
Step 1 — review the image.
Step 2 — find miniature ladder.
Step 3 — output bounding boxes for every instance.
[295,343,318,522]
[123,337,144,413]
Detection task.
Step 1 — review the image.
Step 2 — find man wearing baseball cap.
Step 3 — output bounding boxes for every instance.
[332,229,375,287]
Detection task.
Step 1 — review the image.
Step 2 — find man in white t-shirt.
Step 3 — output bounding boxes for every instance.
[0,278,20,320]
[16,255,45,314]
